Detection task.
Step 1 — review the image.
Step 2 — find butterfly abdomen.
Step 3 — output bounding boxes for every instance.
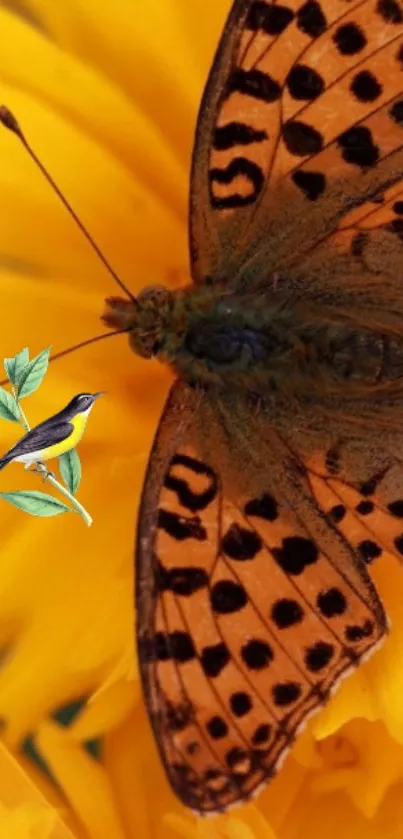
[159,287,403,395]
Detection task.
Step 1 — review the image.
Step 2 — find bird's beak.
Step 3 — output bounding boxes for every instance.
[92,391,106,400]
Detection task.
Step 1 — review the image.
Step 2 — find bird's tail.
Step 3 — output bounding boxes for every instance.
[0,453,14,471]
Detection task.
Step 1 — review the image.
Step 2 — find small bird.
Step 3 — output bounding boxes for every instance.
[0,392,104,471]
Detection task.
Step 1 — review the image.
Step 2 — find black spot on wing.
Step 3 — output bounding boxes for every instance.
[140,631,196,663]
[376,0,403,24]
[211,580,248,614]
[213,122,268,151]
[390,99,403,125]
[246,2,294,35]
[272,681,302,706]
[356,500,374,515]
[165,454,218,512]
[244,493,279,520]
[286,64,325,101]
[292,170,326,200]
[350,71,382,103]
[241,639,274,670]
[333,22,367,55]
[328,504,346,523]
[210,158,265,209]
[252,723,272,745]
[358,539,382,562]
[271,598,304,628]
[206,716,228,739]
[273,536,319,575]
[337,126,379,168]
[221,523,262,560]
[200,642,231,677]
[156,562,209,595]
[317,587,347,618]
[389,500,403,517]
[169,633,197,663]
[345,619,374,642]
[305,641,335,672]
[296,1,327,38]
[226,68,281,103]
[283,120,324,156]
[394,534,403,555]
[230,691,252,716]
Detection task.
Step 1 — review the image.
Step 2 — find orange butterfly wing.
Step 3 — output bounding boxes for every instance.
[190,0,403,284]
[136,383,389,813]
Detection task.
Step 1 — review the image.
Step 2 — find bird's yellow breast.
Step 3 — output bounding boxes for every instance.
[38,413,89,461]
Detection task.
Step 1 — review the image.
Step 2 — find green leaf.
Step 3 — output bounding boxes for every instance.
[0,386,20,422]
[0,490,72,517]
[17,346,51,399]
[59,449,81,495]
[4,348,29,385]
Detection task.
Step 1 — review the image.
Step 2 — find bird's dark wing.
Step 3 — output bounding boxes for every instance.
[6,422,73,459]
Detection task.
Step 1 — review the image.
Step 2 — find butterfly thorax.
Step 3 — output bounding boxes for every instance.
[103,285,403,397]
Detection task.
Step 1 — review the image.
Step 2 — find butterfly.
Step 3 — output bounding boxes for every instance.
[103,0,403,815]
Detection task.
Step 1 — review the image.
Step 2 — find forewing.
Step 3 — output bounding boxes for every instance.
[190,0,403,285]
[136,382,387,814]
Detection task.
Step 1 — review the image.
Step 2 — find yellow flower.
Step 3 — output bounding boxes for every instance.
[0,2,403,838]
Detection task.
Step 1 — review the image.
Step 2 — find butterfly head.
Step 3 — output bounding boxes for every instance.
[102,285,174,359]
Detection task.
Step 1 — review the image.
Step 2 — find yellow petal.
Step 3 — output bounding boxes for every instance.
[70,681,137,741]
[281,788,383,839]
[0,454,138,744]
[37,721,127,839]
[0,7,187,216]
[0,86,187,286]
[163,814,200,839]
[311,667,379,741]
[312,720,403,819]
[20,0,215,160]
[257,756,307,834]
[222,815,276,839]
[0,740,74,839]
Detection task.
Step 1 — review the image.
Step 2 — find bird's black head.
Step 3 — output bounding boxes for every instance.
[64,392,104,416]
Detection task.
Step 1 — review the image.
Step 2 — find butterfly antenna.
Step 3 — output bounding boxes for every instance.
[0,105,138,305]
[51,328,129,362]
[0,329,128,389]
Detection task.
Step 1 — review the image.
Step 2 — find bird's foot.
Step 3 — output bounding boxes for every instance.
[31,463,56,481]
[29,464,42,474]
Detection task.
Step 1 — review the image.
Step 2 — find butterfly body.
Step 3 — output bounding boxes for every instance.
[104,0,403,814]
[105,285,403,397]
